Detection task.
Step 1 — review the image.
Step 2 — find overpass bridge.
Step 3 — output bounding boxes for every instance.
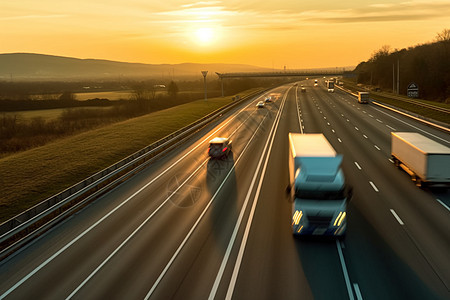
[215,69,348,96]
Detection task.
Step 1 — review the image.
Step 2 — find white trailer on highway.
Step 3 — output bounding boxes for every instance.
[391,132,450,187]
[288,133,350,237]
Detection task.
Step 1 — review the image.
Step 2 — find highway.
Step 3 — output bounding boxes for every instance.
[0,80,449,300]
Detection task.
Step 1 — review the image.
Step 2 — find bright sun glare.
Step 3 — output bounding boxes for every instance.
[195,27,214,45]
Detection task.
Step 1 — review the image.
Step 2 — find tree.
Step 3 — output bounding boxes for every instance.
[167,81,179,99]
[435,28,450,42]
[59,91,76,101]
[369,45,391,62]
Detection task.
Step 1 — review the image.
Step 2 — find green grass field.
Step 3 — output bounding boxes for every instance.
[0,90,260,223]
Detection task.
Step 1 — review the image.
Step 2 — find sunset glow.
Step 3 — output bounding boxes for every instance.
[195,27,214,45]
[1,1,449,68]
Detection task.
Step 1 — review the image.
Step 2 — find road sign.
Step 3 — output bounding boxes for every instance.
[407,82,419,98]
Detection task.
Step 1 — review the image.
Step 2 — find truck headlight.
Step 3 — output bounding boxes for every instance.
[292,210,303,225]
[333,212,346,227]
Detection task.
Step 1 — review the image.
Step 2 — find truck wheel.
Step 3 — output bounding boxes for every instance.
[415,178,422,188]
[392,157,400,167]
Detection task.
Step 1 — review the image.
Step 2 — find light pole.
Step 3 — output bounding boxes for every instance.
[201,70,208,101]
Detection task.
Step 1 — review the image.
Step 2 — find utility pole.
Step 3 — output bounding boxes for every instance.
[201,71,208,101]
[392,64,395,94]
[397,59,400,95]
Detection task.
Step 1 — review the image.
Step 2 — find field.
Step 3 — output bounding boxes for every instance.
[2,107,112,123]
[0,89,259,223]
[74,90,134,101]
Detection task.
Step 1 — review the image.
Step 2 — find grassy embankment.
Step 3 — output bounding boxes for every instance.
[0,89,259,223]
[341,79,450,124]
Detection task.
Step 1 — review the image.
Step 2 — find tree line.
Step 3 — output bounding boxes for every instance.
[354,29,450,102]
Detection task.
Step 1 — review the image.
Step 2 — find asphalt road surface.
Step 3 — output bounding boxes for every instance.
[1,80,449,300]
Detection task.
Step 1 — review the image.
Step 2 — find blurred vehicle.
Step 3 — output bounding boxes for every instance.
[208,137,232,159]
[289,133,350,238]
[256,101,265,108]
[301,87,306,93]
[327,80,335,92]
[391,132,450,187]
[264,96,272,102]
[357,92,369,104]
[314,83,318,87]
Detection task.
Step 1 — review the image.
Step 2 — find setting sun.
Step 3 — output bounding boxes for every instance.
[195,27,214,45]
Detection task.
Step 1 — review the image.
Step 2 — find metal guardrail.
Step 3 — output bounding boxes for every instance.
[335,85,450,133]
[0,89,265,257]
[340,83,450,115]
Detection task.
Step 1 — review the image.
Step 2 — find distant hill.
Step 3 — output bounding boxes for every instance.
[0,53,272,80]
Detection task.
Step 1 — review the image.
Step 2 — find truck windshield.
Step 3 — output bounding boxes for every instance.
[295,188,345,200]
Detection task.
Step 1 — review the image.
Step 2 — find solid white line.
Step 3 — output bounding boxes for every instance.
[225,103,282,300]
[369,181,379,192]
[437,199,450,212]
[0,94,260,299]
[145,95,279,300]
[374,145,381,151]
[336,240,355,300]
[353,283,364,300]
[70,99,268,298]
[390,209,404,225]
[372,107,450,144]
[354,162,362,170]
[209,88,289,300]
[67,158,209,299]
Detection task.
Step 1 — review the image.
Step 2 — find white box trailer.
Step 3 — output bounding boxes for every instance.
[288,133,350,237]
[391,132,450,187]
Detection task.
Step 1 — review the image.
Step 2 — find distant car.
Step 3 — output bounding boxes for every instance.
[314,83,318,87]
[208,137,232,159]
[301,87,306,93]
[256,101,265,108]
[264,96,271,102]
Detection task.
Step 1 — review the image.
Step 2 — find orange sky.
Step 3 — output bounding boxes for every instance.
[1,1,450,69]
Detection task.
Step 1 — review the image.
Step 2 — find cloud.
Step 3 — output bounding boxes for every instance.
[0,14,68,21]
[181,1,222,8]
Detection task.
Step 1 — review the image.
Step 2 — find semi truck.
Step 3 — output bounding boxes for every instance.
[391,132,450,187]
[288,133,350,237]
[358,92,369,104]
[327,80,335,92]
